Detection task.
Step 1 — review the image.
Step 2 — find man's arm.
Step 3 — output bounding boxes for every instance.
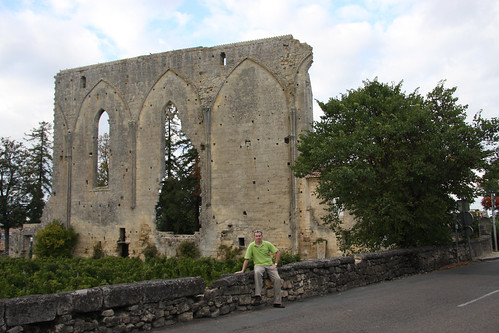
[236,259,249,274]
[272,250,281,268]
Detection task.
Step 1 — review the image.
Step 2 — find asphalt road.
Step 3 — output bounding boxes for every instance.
[157,259,499,333]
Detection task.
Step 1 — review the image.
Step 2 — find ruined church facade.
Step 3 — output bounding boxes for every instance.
[38,35,344,259]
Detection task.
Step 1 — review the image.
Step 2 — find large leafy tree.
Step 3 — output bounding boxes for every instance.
[293,79,498,250]
[24,121,53,223]
[0,138,29,252]
[155,103,201,234]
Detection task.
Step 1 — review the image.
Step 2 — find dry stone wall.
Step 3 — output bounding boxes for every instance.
[0,237,490,332]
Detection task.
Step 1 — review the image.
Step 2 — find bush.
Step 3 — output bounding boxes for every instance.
[279,251,301,266]
[177,241,200,259]
[218,244,242,260]
[143,243,159,261]
[0,249,300,298]
[92,242,105,259]
[33,220,78,258]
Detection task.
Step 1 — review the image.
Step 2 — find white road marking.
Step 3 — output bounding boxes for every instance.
[458,290,499,307]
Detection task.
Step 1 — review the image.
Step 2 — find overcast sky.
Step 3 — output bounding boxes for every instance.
[1,0,497,211]
[1,0,498,142]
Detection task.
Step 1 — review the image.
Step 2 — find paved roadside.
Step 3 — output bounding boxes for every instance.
[477,251,499,261]
[156,255,499,333]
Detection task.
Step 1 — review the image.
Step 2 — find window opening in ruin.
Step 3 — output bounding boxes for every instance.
[80,76,86,88]
[117,228,129,257]
[97,111,110,187]
[119,228,126,241]
[120,243,129,257]
[238,237,245,247]
[23,236,33,258]
[155,102,201,234]
[220,52,227,66]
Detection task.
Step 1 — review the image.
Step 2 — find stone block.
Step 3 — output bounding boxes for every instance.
[6,326,23,333]
[101,309,114,317]
[141,277,204,303]
[71,288,103,313]
[220,305,231,315]
[102,316,121,327]
[177,312,193,322]
[55,292,73,315]
[203,288,223,301]
[237,294,252,305]
[210,309,220,318]
[152,317,165,328]
[212,273,250,288]
[102,283,143,308]
[0,299,5,326]
[5,294,58,326]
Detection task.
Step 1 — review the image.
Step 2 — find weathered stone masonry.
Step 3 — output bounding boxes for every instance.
[28,35,346,259]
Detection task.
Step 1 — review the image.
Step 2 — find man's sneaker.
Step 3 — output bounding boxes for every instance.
[273,303,285,308]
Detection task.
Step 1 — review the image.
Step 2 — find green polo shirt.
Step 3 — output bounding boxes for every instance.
[244,240,278,266]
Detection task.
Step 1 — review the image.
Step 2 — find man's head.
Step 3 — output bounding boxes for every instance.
[254,230,263,243]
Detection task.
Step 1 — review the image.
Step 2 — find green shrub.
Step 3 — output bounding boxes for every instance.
[278,251,301,266]
[92,242,105,259]
[218,244,242,260]
[143,243,159,261]
[177,241,200,259]
[0,246,300,298]
[33,220,78,258]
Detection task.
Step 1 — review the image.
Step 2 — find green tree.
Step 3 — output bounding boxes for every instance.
[292,79,498,250]
[24,121,53,223]
[0,138,29,253]
[155,103,201,234]
[480,149,499,195]
[33,220,78,258]
[97,132,110,187]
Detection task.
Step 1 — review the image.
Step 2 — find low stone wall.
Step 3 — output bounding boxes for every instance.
[0,237,491,332]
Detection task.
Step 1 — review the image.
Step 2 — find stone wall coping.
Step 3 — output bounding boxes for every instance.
[2,277,204,327]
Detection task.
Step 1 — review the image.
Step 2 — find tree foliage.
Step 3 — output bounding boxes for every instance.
[480,152,499,197]
[24,121,53,223]
[293,79,498,250]
[155,103,201,234]
[33,220,78,258]
[0,138,29,251]
[97,132,110,187]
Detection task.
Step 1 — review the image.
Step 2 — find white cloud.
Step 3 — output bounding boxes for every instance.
[366,0,499,119]
[0,3,105,139]
[336,4,372,21]
[0,0,497,211]
[0,0,498,143]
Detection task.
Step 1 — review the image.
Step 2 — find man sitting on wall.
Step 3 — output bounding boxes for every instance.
[236,230,285,308]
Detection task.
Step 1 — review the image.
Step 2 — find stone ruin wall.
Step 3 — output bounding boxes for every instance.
[21,35,343,259]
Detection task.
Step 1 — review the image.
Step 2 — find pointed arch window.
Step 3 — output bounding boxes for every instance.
[155,102,201,234]
[220,52,227,66]
[96,110,110,187]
